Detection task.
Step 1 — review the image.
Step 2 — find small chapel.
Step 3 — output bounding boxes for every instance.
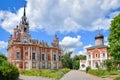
[7,7,62,70]
[80,32,110,70]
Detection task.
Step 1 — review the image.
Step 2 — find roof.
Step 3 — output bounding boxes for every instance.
[86,45,108,49]
[95,34,104,39]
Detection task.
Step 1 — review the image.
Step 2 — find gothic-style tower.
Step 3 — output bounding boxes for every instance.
[13,6,31,43]
[52,35,59,48]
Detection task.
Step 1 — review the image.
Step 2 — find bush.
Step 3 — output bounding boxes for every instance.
[0,57,19,80]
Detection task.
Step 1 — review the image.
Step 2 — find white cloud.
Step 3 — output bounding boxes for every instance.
[71,44,92,57]
[77,44,92,55]
[59,35,82,52]
[0,0,120,34]
[0,41,8,50]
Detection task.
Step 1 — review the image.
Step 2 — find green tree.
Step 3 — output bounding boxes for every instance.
[0,54,7,60]
[0,55,19,80]
[62,52,73,69]
[73,55,86,61]
[72,60,79,70]
[72,54,86,69]
[108,14,120,60]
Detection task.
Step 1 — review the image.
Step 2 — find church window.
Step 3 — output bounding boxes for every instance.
[42,54,44,61]
[59,56,61,61]
[32,53,35,60]
[16,52,20,59]
[24,28,27,32]
[89,54,91,58]
[54,54,56,61]
[96,54,98,58]
[103,53,105,57]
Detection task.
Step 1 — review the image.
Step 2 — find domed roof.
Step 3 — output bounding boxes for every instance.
[95,34,104,39]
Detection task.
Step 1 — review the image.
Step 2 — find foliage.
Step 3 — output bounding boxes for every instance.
[62,52,73,69]
[20,68,70,79]
[0,54,7,60]
[0,57,19,80]
[103,59,120,71]
[73,55,86,60]
[72,54,86,69]
[108,14,120,60]
[62,51,86,69]
[114,77,120,80]
[72,60,79,70]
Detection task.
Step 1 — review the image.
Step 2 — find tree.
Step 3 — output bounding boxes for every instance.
[72,55,86,69]
[73,55,86,61]
[0,54,7,60]
[62,52,73,69]
[108,14,120,60]
[0,55,19,80]
[72,60,79,70]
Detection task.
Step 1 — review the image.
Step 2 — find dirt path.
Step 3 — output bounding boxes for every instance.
[60,70,111,80]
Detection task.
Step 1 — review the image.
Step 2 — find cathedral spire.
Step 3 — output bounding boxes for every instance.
[23,5,26,17]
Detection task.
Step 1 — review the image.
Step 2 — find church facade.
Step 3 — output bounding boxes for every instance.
[80,32,110,70]
[7,7,62,70]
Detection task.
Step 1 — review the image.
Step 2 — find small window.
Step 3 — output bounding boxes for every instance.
[59,56,61,61]
[96,54,98,58]
[16,52,20,59]
[89,54,91,58]
[103,53,105,57]
[54,54,56,61]
[32,53,35,60]
[42,54,44,61]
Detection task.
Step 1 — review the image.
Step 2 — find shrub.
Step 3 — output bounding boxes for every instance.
[0,57,19,80]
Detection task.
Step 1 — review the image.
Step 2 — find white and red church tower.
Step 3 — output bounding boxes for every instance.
[7,7,62,70]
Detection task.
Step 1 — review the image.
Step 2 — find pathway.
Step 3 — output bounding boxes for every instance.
[60,70,110,80]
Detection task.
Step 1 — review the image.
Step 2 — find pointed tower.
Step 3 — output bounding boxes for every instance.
[52,35,59,47]
[13,6,31,43]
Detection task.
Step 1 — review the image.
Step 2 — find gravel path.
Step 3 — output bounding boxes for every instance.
[61,70,104,80]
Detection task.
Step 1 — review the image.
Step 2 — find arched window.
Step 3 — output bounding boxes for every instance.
[96,54,98,58]
[103,53,105,57]
[16,52,20,59]
[32,53,35,60]
[54,54,56,61]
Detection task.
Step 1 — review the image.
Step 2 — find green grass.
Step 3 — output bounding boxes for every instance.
[20,68,70,79]
[88,70,120,77]
[114,77,120,80]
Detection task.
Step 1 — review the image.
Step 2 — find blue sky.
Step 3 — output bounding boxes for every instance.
[0,0,120,56]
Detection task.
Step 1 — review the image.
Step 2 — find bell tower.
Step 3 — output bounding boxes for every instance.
[13,6,31,43]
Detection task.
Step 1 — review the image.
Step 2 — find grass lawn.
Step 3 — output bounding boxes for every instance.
[88,69,120,79]
[20,68,70,79]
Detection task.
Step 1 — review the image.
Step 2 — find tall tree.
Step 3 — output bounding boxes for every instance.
[62,52,73,69]
[108,14,120,60]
